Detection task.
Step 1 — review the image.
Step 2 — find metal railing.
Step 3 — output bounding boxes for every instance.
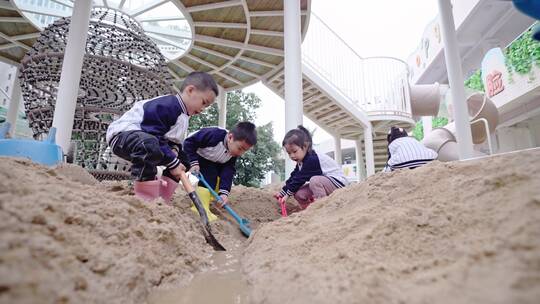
[302,13,412,118]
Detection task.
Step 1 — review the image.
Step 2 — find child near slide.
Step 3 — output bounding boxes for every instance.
[382,126,438,172]
[274,125,348,210]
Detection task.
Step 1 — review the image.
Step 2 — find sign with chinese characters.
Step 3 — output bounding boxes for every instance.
[486,70,504,97]
[481,47,540,111]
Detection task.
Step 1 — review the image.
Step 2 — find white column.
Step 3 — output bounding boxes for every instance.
[355,139,366,181]
[364,127,375,176]
[6,69,21,137]
[422,116,433,136]
[51,0,92,153]
[284,0,303,176]
[437,0,474,159]
[217,86,227,128]
[333,136,342,165]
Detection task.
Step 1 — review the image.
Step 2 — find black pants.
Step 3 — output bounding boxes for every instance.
[111,131,177,182]
[197,157,226,189]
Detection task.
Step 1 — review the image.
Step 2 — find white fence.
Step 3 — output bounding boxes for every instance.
[302,13,412,118]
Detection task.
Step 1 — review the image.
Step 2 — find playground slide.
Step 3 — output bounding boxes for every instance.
[410,84,500,161]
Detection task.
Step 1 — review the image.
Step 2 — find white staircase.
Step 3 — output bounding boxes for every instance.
[264,13,415,174]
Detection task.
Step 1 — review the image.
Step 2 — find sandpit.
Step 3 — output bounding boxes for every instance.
[1,148,539,304]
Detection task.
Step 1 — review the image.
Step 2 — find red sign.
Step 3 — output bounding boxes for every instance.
[486,70,504,97]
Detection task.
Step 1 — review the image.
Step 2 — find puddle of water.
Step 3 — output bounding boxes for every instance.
[148,242,249,304]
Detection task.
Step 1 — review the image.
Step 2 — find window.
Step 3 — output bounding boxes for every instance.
[7,74,11,80]
[5,86,9,93]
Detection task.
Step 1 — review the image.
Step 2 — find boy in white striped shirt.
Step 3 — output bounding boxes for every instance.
[383,127,438,172]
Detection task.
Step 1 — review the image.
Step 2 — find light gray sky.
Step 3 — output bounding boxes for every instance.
[242,0,439,144]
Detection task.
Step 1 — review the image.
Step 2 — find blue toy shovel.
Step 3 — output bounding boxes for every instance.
[195,173,252,237]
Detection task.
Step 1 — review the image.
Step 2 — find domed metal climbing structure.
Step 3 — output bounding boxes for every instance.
[18,7,174,170]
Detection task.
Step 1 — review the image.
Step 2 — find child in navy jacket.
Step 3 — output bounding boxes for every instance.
[275,126,348,210]
[106,72,218,202]
[183,122,257,221]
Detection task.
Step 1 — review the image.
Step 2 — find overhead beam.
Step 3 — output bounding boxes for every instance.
[118,0,127,9]
[228,65,259,79]
[0,43,16,51]
[193,21,247,29]
[302,92,323,106]
[11,32,40,41]
[239,56,276,69]
[187,0,242,13]
[192,44,234,60]
[316,108,343,120]
[195,34,283,56]
[250,10,308,17]
[306,100,336,114]
[171,59,194,72]
[266,68,284,83]
[183,54,241,85]
[0,32,30,51]
[0,17,27,23]
[251,29,283,37]
[142,24,192,39]
[216,71,242,85]
[138,16,185,22]
[184,53,220,70]
[146,32,188,49]
[167,67,182,81]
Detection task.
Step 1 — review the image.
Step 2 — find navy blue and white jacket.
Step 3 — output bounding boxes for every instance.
[183,127,236,197]
[383,136,438,172]
[106,94,189,169]
[280,150,349,197]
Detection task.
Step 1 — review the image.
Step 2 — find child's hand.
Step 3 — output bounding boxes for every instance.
[218,195,228,207]
[169,164,186,180]
[273,192,282,200]
[189,165,200,175]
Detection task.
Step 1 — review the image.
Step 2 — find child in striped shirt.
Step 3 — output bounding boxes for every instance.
[383,126,438,172]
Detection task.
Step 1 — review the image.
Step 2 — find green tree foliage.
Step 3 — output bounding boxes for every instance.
[412,120,424,140]
[412,117,449,140]
[464,70,485,92]
[505,26,540,78]
[188,90,282,187]
[234,122,281,187]
[188,90,261,133]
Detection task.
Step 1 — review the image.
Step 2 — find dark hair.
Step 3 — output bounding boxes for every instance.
[230,122,257,146]
[387,126,408,144]
[180,72,219,96]
[282,125,312,152]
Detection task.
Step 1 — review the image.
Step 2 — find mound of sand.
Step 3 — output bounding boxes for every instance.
[3,149,539,304]
[243,149,540,304]
[0,156,281,303]
[218,185,300,228]
[0,158,216,303]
